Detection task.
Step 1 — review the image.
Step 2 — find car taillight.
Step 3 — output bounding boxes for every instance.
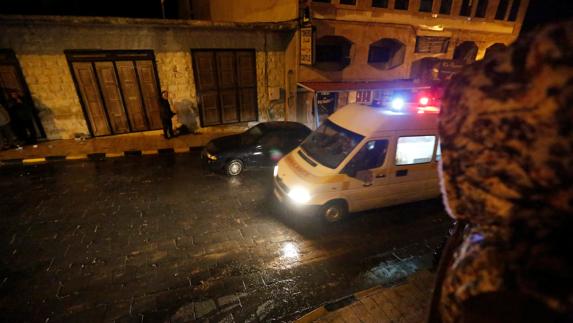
[419,97,429,106]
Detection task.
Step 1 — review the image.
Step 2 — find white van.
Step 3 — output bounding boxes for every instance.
[273,103,441,222]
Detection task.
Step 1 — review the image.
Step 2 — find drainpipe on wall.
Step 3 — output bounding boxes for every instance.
[160,0,166,18]
[264,30,271,121]
[313,93,319,129]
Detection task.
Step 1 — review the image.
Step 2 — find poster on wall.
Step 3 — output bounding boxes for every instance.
[300,27,314,65]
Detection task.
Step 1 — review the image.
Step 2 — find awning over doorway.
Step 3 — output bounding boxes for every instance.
[297,79,425,92]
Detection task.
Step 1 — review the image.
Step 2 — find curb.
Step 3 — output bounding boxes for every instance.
[0,146,204,167]
[295,277,408,323]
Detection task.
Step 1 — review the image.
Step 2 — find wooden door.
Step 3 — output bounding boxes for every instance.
[193,50,258,127]
[0,56,45,138]
[116,61,148,131]
[236,51,257,122]
[0,65,24,101]
[135,61,162,130]
[72,62,111,136]
[194,51,221,126]
[216,52,239,123]
[94,62,129,134]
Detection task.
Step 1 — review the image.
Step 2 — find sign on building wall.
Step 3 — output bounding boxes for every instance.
[300,27,314,65]
[356,90,372,103]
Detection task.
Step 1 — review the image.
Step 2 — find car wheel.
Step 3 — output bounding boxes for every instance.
[320,200,348,223]
[225,159,244,176]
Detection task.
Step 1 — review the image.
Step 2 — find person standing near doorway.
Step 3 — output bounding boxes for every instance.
[0,103,20,150]
[159,90,175,139]
[8,91,37,145]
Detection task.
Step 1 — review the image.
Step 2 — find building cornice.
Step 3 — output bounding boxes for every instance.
[0,14,299,32]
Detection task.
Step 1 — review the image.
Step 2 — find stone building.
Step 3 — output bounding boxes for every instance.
[296,0,530,127]
[0,0,529,140]
[0,15,296,139]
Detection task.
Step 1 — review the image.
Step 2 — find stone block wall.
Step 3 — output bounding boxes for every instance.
[154,51,198,131]
[256,50,286,122]
[16,54,89,139]
[0,17,291,139]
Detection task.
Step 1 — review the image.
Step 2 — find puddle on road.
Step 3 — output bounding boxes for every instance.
[280,242,300,260]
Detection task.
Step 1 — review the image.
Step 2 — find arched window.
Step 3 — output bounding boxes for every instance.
[368,38,406,70]
[484,43,507,58]
[453,41,478,64]
[315,36,353,71]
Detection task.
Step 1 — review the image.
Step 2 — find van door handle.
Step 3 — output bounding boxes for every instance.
[375,174,386,178]
[396,169,408,177]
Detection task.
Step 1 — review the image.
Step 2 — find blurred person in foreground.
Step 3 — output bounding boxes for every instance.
[429,22,573,323]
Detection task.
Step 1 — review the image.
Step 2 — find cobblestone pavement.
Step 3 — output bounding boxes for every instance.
[0,153,450,322]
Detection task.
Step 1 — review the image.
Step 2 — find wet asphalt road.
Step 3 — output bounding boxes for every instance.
[0,153,450,322]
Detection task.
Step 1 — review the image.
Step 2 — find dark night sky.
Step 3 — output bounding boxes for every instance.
[522,0,573,32]
[0,0,571,29]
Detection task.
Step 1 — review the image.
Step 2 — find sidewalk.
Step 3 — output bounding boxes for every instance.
[0,130,236,165]
[297,270,435,323]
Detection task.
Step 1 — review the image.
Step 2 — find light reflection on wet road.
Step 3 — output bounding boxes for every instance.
[0,153,450,322]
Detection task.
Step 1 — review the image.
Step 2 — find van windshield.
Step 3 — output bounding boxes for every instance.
[301,120,364,169]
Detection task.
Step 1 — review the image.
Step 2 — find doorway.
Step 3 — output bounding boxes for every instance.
[0,49,46,138]
[66,50,162,137]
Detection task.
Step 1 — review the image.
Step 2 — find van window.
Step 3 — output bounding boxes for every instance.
[343,140,388,176]
[395,136,436,165]
[301,120,364,169]
[345,140,389,173]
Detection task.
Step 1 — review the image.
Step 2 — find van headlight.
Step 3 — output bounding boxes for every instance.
[288,187,310,204]
[273,165,278,177]
[206,152,218,161]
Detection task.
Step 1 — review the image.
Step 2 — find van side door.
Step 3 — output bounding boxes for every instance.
[385,133,440,205]
[340,138,391,212]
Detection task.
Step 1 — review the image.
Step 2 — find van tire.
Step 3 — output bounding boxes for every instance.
[320,200,348,223]
[225,159,244,176]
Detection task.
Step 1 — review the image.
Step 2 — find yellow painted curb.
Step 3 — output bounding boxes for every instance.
[66,155,88,160]
[174,148,190,153]
[354,286,382,298]
[22,158,47,164]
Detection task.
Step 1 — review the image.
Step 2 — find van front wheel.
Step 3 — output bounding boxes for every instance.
[320,201,348,223]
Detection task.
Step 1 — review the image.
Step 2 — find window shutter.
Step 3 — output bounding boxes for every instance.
[200,93,221,126]
[135,60,163,130]
[116,61,148,131]
[194,52,221,126]
[194,52,217,91]
[236,51,257,122]
[193,50,257,126]
[95,62,130,134]
[72,62,111,136]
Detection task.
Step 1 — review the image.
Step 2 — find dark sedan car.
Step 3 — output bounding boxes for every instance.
[202,122,311,176]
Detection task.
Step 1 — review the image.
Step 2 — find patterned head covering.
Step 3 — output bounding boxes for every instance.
[440,21,573,227]
[438,22,573,322]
